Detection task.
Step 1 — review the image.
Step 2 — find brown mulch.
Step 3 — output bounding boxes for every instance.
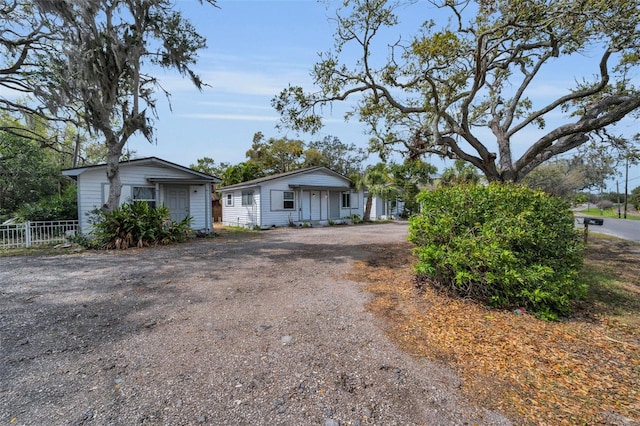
[349,238,640,426]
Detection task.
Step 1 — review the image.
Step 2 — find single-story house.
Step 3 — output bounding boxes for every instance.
[62,157,221,234]
[219,166,365,228]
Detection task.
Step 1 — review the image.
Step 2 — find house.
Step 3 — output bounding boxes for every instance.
[62,157,221,234]
[219,166,364,228]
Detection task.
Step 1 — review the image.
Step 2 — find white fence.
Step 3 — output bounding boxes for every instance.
[0,220,79,249]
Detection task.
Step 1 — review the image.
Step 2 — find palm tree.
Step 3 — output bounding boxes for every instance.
[355,163,395,222]
[440,159,481,187]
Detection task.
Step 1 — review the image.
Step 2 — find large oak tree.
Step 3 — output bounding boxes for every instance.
[0,0,68,147]
[274,0,640,182]
[2,0,216,211]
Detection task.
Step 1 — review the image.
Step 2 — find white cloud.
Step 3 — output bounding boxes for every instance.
[180,112,279,122]
[196,101,274,110]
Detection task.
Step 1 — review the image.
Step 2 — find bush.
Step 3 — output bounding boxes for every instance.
[89,201,192,249]
[408,183,586,320]
[348,213,363,224]
[597,200,614,210]
[629,186,640,210]
[15,185,78,221]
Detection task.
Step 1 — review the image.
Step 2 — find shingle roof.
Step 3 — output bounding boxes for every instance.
[62,156,221,182]
[219,166,351,191]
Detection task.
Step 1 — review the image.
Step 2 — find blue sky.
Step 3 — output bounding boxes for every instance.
[131,0,354,167]
[121,1,639,188]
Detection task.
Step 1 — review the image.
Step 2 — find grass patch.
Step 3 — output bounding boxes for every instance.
[0,245,82,257]
[576,238,640,333]
[216,225,259,233]
[580,207,640,220]
[350,236,640,425]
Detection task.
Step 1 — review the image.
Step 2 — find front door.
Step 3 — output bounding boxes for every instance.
[310,191,321,220]
[166,187,189,222]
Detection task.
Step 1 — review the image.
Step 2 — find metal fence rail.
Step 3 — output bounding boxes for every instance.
[0,220,79,249]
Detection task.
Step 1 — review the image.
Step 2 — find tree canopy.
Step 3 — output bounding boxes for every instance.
[273,0,640,183]
[1,0,217,211]
[440,159,481,187]
[304,135,368,176]
[0,129,61,218]
[246,132,305,175]
[203,132,368,185]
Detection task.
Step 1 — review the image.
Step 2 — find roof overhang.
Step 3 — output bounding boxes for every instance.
[146,177,216,184]
[218,183,260,192]
[288,185,352,191]
[61,157,221,183]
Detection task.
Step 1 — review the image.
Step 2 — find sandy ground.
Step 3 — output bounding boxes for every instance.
[0,222,511,425]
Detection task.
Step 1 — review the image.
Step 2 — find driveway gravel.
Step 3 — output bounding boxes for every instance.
[0,222,511,425]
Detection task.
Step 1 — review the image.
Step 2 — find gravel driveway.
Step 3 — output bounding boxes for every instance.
[1,222,510,425]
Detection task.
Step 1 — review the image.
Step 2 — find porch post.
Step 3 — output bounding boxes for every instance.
[155,183,161,206]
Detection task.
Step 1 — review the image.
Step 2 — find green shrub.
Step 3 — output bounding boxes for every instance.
[348,213,363,224]
[409,183,586,320]
[15,185,78,221]
[89,201,192,249]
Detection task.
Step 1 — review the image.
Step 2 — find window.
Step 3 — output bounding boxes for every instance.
[283,191,295,209]
[133,186,156,208]
[225,193,233,207]
[341,192,351,208]
[241,190,254,206]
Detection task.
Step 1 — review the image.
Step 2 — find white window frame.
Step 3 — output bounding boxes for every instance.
[241,190,254,206]
[341,192,351,209]
[225,193,233,207]
[132,186,156,208]
[283,191,295,210]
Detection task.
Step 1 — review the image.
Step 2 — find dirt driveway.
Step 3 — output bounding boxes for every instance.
[1,222,510,425]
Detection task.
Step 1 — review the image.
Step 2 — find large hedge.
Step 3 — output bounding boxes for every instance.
[408,183,586,320]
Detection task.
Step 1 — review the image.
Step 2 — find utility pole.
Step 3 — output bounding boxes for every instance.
[624,157,629,219]
[617,180,621,218]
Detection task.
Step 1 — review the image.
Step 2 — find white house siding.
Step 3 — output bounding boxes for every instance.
[75,164,212,233]
[286,171,349,188]
[187,183,211,231]
[221,187,261,228]
[261,180,302,227]
[76,172,104,232]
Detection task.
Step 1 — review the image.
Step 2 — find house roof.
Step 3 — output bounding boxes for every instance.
[62,157,221,183]
[218,166,353,191]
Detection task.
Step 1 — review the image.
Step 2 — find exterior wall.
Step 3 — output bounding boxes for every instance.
[284,171,351,188]
[76,164,211,233]
[340,190,363,220]
[221,186,261,228]
[187,183,211,231]
[76,171,105,233]
[261,180,302,227]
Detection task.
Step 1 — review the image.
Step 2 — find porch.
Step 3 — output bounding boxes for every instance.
[289,185,356,223]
